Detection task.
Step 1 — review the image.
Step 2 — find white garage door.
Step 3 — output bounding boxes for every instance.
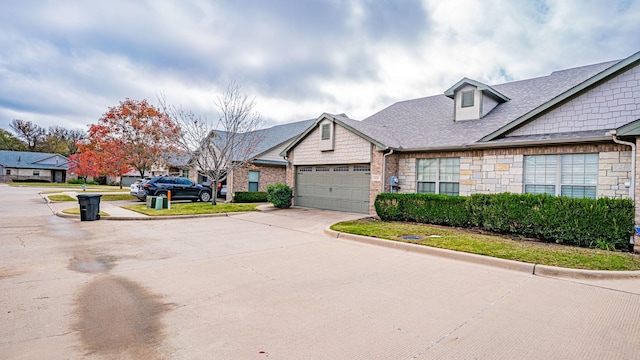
[295,164,370,213]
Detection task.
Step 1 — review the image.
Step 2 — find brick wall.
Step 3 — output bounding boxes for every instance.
[231,163,286,197]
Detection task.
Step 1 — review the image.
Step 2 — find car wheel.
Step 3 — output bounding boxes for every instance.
[200,191,211,202]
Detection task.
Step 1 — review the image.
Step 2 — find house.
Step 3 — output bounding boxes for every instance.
[0,150,69,183]
[211,119,315,201]
[282,50,640,252]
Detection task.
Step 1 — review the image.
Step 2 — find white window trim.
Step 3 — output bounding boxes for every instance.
[416,158,460,196]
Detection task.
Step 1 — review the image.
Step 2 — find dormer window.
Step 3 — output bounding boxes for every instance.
[461,91,474,108]
[444,77,510,122]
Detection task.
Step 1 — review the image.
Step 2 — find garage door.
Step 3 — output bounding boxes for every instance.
[295,164,370,213]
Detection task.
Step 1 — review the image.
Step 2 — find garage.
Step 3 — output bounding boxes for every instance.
[295,164,370,213]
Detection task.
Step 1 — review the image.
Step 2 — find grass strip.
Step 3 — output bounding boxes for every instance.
[48,194,76,202]
[61,208,109,216]
[331,220,640,271]
[123,202,260,216]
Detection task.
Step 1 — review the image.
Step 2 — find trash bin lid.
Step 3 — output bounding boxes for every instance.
[77,193,103,198]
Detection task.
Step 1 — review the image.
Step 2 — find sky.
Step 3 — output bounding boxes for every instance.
[1,0,640,132]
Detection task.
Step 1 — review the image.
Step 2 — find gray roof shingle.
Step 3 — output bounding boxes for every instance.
[350,59,620,150]
[0,151,69,170]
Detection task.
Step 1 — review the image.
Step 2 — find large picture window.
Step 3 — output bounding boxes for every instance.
[417,158,460,196]
[524,154,598,199]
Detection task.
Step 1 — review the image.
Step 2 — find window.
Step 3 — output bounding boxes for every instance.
[524,154,598,199]
[5,169,10,175]
[333,166,349,172]
[248,171,259,192]
[183,170,189,178]
[321,124,331,140]
[315,167,329,172]
[461,90,474,108]
[417,158,460,195]
[33,170,40,176]
[353,165,370,172]
[298,167,312,172]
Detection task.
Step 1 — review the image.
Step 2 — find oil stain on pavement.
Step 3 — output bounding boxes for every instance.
[70,252,171,358]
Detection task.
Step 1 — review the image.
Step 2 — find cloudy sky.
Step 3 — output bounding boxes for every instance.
[1,0,640,132]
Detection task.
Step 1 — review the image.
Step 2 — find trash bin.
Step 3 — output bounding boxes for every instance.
[77,193,102,221]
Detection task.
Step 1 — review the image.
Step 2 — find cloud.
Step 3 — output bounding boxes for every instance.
[0,0,639,131]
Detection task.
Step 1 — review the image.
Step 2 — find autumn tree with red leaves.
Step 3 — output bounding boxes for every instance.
[87,99,178,186]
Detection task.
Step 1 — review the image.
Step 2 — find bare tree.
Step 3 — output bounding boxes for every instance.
[10,119,45,151]
[161,82,264,205]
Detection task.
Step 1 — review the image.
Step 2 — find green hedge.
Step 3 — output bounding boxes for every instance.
[375,192,634,250]
[233,191,268,203]
[10,178,50,183]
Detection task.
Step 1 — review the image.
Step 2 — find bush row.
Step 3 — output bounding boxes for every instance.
[233,191,268,203]
[375,192,634,250]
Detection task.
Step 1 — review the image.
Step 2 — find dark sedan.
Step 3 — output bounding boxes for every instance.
[137,176,212,202]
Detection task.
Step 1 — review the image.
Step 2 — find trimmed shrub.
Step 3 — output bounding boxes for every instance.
[233,191,268,203]
[67,178,99,185]
[10,178,50,183]
[267,183,292,208]
[375,192,634,250]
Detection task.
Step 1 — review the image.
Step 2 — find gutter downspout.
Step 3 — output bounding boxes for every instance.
[382,149,394,193]
[610,130,636,251]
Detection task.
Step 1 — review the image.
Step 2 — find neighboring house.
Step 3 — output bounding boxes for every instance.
[202,119,315,201]
[118,152,194,187]
[0,150,69,183]
[281,48,640,253]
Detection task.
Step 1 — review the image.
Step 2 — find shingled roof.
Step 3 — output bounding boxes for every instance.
[348,58,624,151]
[0,151,69,170]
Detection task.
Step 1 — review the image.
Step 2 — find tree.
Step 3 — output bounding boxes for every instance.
[161,82,264,205]
[0,129,27,151]
[43,126,86,156]
[10,119,45,151]
[88,99,179,187]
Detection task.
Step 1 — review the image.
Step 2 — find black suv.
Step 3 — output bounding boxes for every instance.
[137,176,212,202]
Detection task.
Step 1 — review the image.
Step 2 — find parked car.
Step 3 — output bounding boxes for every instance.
[137,176,212,202]
[129,178,148,196]
[207,181,227,198]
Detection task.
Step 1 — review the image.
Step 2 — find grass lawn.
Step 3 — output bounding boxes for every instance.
[331,220,640,271]
[48,194,76,201]
[123,202,261,216]
[12,182,125,192]
[100,194,138,201]
[61,208,109,217]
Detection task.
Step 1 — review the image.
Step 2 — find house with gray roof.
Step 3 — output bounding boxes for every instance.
[197,119,315,200]
[282,50,640,252]
[0,150,69,183]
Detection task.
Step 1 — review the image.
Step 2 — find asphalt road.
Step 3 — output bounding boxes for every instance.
[1,185,639,359]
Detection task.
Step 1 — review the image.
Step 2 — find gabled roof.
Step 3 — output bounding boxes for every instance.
[353,57,624,151]
[0,150,69,170]
[212,119,315,161]
[444,77,510,102]
[481,50,640,141]
[281,113,387,156]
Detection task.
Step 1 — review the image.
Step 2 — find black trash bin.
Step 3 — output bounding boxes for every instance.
[77,193,102,221]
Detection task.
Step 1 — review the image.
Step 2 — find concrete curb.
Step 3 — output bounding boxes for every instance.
[325,228,640,280]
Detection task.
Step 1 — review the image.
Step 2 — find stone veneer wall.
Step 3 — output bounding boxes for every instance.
[396,143,631,199]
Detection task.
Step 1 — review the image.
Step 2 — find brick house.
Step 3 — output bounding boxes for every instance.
[282,51,640,248]
[214,119,314,201]
[0,150,69,183]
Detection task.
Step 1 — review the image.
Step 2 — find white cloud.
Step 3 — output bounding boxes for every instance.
[0,0,639,131]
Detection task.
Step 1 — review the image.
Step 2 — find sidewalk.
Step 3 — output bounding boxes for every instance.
[43,191,149,220]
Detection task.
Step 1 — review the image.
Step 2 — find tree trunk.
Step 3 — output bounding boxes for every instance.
[211,179,218,205]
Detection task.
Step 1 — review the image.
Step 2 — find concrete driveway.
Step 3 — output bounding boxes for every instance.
[1,185,639,359]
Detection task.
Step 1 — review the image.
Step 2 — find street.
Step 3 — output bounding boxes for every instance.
[1,185,639,359]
